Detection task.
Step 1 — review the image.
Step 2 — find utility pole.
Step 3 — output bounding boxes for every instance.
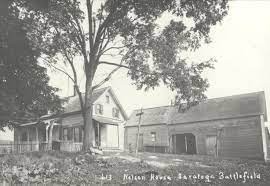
[135,108,144,156]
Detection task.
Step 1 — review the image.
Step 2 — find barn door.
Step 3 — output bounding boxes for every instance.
[186,134,197,154]
[206,135,217,156]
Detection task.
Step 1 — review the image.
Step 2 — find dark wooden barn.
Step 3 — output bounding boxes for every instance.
[125,91,269,160]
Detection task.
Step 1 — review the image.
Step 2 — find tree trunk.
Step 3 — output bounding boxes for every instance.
[82,75,95,150]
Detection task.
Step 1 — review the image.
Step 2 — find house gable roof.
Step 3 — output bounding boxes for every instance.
[105,88,128,120]
[63,87,108,114]
[126,91,267,127]
[63,86,128,120]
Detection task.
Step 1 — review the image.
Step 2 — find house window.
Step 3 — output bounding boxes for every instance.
[63,128,68,141]
[74,127,82,142]
[95,104,103,115]
[151,132,156,142]
[112,107,120,118]
[106,95,110,103]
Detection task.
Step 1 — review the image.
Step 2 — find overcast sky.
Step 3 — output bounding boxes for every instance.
[2,0,270,140]
[46,0,270,117]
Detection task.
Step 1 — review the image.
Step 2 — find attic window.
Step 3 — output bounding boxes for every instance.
[95,104,103,115]
[112,107,119,118]
[106,95,110,103]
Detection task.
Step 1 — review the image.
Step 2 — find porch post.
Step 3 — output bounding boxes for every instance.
[117,124,120,149]
[35,126,39,151]
[27,127,29,142]
[92,121,96,147]
[14,127,21,153]
[49,122,56,150]
[45,124,50,150]
[46,124,50,142]
[97,122,100,147]
[27,127,30,151]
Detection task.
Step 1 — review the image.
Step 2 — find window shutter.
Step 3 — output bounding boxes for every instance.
[112,108,115,117]
[95,104,98,114]
[101,105,103,114]
[106,95,110,103]
[112,108,119,118]
[116,108,119,118]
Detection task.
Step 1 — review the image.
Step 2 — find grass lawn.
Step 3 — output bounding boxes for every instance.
[0,151,270,185]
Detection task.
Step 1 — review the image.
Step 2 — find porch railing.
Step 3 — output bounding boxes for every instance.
[60,141,83,152]
[0,141,51,154]
[0,141,84,154]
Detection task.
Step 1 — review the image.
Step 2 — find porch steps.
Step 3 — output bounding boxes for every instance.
[102,148,123,152]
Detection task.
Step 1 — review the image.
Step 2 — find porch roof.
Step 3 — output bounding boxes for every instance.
[19,121,37,126]
[93,116,122,125]
[18,118,60,127]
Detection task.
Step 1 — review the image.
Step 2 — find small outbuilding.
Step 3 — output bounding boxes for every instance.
[125,91,269,160]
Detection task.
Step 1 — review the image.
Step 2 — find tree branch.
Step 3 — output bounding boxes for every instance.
[63,50,78,83]
[98,44,129,58]
[99,61,130,70]
[41,57,76,83]
[92,66,121,90]
[86,0,94,53]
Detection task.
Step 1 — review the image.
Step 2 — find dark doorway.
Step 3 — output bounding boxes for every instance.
[175,134,186,154]
[173,133,196,154]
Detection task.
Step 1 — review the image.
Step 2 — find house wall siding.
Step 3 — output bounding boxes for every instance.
[125,124,168,151]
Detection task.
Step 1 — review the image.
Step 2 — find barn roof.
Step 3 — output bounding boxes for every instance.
[125,106,173,127]
[126,91,267,127]
[171,91,267,124]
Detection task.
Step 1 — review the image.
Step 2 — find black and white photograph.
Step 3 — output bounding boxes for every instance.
[0,0,270,185]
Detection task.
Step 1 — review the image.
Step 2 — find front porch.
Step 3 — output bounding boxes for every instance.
[7,117,123,154]
[11,118,63,153]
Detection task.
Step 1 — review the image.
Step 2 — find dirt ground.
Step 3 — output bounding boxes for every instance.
[1,151,270,185]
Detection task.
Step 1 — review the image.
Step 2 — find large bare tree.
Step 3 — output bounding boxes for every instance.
[18,0,228,149]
